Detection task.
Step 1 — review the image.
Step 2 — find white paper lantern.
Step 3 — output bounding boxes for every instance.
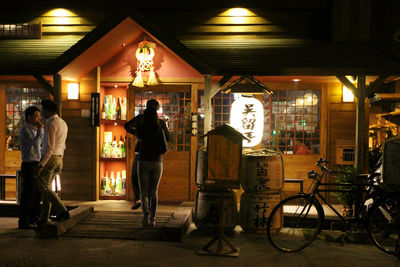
[230,96,264,147]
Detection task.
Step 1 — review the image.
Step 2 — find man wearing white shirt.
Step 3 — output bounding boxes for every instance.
[36,99,69,224]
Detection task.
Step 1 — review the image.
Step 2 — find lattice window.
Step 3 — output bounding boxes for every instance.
[212,91,235,128]
[263,89,321,154]
[135,91,191,152]
[200,89,321,154]
[0,23,41,39]
[6,87,46,150]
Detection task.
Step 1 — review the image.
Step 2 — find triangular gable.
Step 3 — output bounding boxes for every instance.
[57,15,209,80]
[101,20,203,81]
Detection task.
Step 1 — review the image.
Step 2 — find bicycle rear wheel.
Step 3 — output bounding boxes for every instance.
[267,195,323,252]
[366,195,400,255]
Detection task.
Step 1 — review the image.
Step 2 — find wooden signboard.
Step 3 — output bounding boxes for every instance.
[205,124,244,189]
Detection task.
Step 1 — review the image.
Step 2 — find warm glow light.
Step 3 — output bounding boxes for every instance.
[230,96,264,147]
[227,8,249,17]
[43,9,77,25]
[52,174,61,192]
[343,85,355,102]
[50,8,73,16]
[67,82,79,100]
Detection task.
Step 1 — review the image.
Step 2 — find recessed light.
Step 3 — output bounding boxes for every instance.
[292,79,301,82]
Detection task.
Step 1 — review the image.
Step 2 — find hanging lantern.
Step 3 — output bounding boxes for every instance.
[132,40,158,87]
[230,95,264,147]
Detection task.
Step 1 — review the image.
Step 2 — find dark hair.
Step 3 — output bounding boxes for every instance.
[41,99,58,113]
[146,99,159,110]
[24,106,40,121]
[137,107,160,139]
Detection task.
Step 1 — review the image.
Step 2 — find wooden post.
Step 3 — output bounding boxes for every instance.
[190,84,199,201]
[204,75,212,133]
[356,75,366,173]
[53,74,62,117]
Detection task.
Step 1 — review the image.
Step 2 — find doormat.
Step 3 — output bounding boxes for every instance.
[64,211,174,241]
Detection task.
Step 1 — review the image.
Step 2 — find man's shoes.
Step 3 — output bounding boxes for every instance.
[131,202,141,210]
[52,211,70,222]
[66,205,78,211]
[18,220,36,230]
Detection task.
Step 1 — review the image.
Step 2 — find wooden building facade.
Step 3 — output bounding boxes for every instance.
[1,1,400,203]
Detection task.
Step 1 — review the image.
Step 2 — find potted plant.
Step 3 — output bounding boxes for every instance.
[332,165,357,217]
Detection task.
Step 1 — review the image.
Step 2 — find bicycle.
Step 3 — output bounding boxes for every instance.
[266,158,400,256]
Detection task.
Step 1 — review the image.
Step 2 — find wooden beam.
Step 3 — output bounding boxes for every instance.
[336,75,359,99]
[366,75,389,97]
[33,74,54,96]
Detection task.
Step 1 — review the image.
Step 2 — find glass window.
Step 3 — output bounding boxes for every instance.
[6,87,46,150]
[200,89,321,155]
[263,89,321,154]
[135,91,191,152]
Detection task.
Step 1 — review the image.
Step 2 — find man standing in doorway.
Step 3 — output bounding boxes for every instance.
[36,99,69,224]
[18,106,43,229]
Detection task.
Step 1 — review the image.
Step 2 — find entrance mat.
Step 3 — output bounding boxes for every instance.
[64,211,176,241]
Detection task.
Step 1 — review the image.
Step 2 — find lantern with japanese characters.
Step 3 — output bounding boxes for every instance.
[132,40,158,87]
[230,95,264,147]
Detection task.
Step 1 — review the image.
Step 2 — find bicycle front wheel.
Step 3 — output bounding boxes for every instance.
[366,195,400,255]
[267,195,324,252]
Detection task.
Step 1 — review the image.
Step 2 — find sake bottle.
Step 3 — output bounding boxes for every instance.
[121,97,127,120]
[116,97,121,120]
[121,170,126,196]
[116,171,122,195]
[104,171,111,195]
[110,171,115,195]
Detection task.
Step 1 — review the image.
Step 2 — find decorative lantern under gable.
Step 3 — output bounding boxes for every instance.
[230,95,264,147]
[132,40,158,87]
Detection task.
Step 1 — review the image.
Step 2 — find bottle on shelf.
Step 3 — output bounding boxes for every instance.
[119,135,125,158]
[110,171,116,195]
[121,170,126,196]
[105,95,112,120]
[101,99,106,120]
[104,171,111,195]
[111,97,117,120]
[111,136,117,158]
[121,97,127,120]
[116,97,122,120]
[116,171,122,195]
[100,175,106,196]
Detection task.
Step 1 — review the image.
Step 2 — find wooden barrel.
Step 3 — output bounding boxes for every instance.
[239,191,282,233]
[240,149,284,192]
[194,189,238,232]
[195,149,207,188]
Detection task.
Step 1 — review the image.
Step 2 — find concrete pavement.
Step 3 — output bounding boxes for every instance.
[0,200,398,266]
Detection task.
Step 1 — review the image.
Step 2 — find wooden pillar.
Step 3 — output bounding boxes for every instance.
[190,84,199,201]
[94,66,101,200]
[53,74,62,117]
[204,74,212,133]
[355,75,367,173]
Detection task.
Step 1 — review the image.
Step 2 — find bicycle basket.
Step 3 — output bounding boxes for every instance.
[382,136,400,192]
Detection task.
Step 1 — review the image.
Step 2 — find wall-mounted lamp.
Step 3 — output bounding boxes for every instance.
[342,85,355,102]
[67,82,79,100]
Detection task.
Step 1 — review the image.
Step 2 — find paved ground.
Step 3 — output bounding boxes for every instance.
[0,200,399,267]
